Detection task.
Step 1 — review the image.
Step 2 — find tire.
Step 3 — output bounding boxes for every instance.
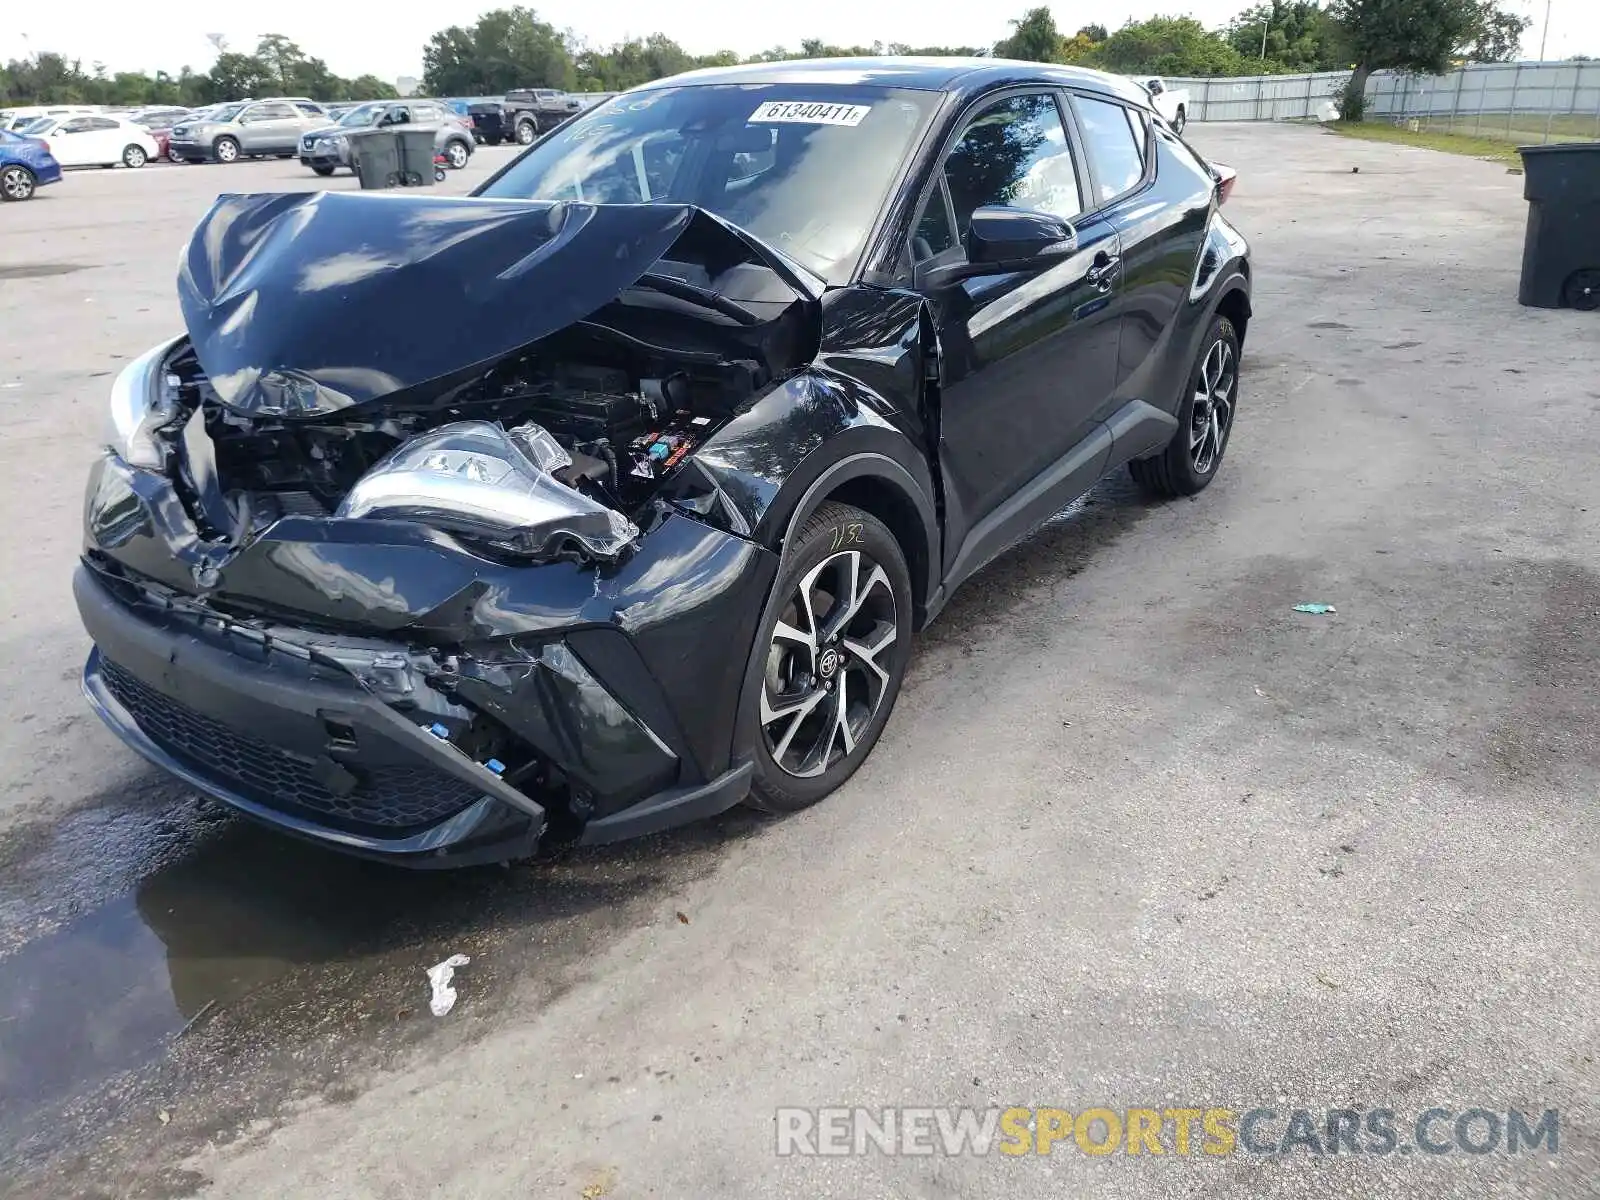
[311,165,335,177]
[1129,315,1240,498]
[742,502,913,814]
[213,136,240,164]
[1,164,36,201]
[515,119,536,145]
[444,139,470,169]
[1172,106,1188,134]
[121,144,148,168]
[1563,269,1600,312]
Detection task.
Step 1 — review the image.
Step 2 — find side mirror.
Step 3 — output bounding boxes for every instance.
[1147,80,1164,95]
[916,205,1077,290]
[964,205,1077,269]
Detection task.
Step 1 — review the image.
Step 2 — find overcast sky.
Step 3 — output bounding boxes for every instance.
[1,0,1592,84]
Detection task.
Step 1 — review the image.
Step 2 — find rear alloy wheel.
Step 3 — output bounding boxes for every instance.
[1129,315,1240,497]
[445,140,469,169]
[121,144,147,168]
[745,502,912,813]
[1,165,36,201]
[213,136,240,164]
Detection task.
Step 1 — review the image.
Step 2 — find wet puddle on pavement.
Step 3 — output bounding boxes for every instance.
[0,777,754,1179]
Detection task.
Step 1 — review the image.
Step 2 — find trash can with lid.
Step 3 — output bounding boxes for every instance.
[348,129,438,190]
[1516,142,1600,311]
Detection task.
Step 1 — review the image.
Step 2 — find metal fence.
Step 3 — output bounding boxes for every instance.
[1167,61,1600,144]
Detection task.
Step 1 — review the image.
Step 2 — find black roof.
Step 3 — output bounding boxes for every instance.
[637,56,1151,107]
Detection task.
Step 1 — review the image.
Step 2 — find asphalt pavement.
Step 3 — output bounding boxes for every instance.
[0,126,1595,1198]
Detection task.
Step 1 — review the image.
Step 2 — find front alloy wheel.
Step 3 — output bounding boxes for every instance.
[516,120,536,145]
[746,502,912,813]
[213,137,239,163]
[0,165,35,201]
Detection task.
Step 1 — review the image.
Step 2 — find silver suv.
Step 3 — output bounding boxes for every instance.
[298,100,475,176]
[168,98,331,164]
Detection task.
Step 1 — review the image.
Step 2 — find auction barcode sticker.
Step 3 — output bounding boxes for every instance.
[748,101,871,127]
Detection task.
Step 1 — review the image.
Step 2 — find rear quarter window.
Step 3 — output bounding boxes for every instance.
[1072,94,1148,205]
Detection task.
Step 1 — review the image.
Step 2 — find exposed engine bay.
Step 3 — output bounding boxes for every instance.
[173,334,750,560]
[131,192,826,567]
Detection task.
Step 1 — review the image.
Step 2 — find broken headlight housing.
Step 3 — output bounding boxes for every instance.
[104,338,182,470]
[335,420,638,560]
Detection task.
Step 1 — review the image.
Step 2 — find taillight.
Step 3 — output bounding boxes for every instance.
[1212,163,1238,205]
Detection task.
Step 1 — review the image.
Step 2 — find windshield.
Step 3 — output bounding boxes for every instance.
[478,83,941,283]
[209,104,245,123]
[338,104,386,128]
[17,118,52,134]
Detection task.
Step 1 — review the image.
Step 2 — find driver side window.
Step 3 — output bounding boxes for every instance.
[912,91,1083,264]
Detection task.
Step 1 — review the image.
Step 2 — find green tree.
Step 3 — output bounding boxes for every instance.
[347,75,400,100]
[1225,1,1341,71]
[1460,0,1530,62]
[1090,15,1253,76]
[1330,0,1528,118]
[994,7,1064,61]
[206,51,276,100]
[423,7,575,95]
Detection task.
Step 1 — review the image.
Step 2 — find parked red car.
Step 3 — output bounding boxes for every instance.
[128,106,191,162]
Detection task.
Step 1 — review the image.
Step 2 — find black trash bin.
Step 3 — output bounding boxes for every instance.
[348,129,438,190]
[1516,142,1600,311]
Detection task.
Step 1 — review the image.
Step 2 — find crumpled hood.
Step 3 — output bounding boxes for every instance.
[177,191,824,419]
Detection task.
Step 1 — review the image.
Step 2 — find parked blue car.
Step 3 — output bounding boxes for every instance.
[0,128,62,201]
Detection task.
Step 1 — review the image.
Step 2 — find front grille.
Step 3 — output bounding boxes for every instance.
[100,658,484,832]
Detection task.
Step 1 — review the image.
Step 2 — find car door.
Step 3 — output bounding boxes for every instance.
[47,117,102,166]
[240,101,296,153]
[911,89,1124,578]
[291,100,328,136]
[1068,92,1212,413]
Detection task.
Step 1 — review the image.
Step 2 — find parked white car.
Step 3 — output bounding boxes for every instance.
[1137,77,1191,133]
[0,105,100,132]
[21,114,160,169]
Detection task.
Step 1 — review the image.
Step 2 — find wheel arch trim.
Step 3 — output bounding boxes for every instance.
[775,451,940,626]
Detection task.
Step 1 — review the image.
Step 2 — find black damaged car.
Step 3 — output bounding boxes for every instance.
[76,58,1252,865]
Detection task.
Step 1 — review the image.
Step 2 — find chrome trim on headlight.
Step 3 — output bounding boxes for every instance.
[105,337,183,470]
[335,420,638,560]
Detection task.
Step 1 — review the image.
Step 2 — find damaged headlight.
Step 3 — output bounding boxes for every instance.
[335,421,639,560]
[104,338,182,470]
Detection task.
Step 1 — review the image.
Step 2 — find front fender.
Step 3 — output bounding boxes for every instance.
[674,368,940,614]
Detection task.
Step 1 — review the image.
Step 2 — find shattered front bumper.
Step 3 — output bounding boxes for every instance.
[76,453,776,866]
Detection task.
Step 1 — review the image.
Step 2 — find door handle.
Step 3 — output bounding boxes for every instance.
[1087,253,1122,291]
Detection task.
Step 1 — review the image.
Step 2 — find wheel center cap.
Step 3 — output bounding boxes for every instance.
[817,648,839,680]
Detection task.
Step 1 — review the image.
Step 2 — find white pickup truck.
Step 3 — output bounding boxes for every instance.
[1136,77,1191,133]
